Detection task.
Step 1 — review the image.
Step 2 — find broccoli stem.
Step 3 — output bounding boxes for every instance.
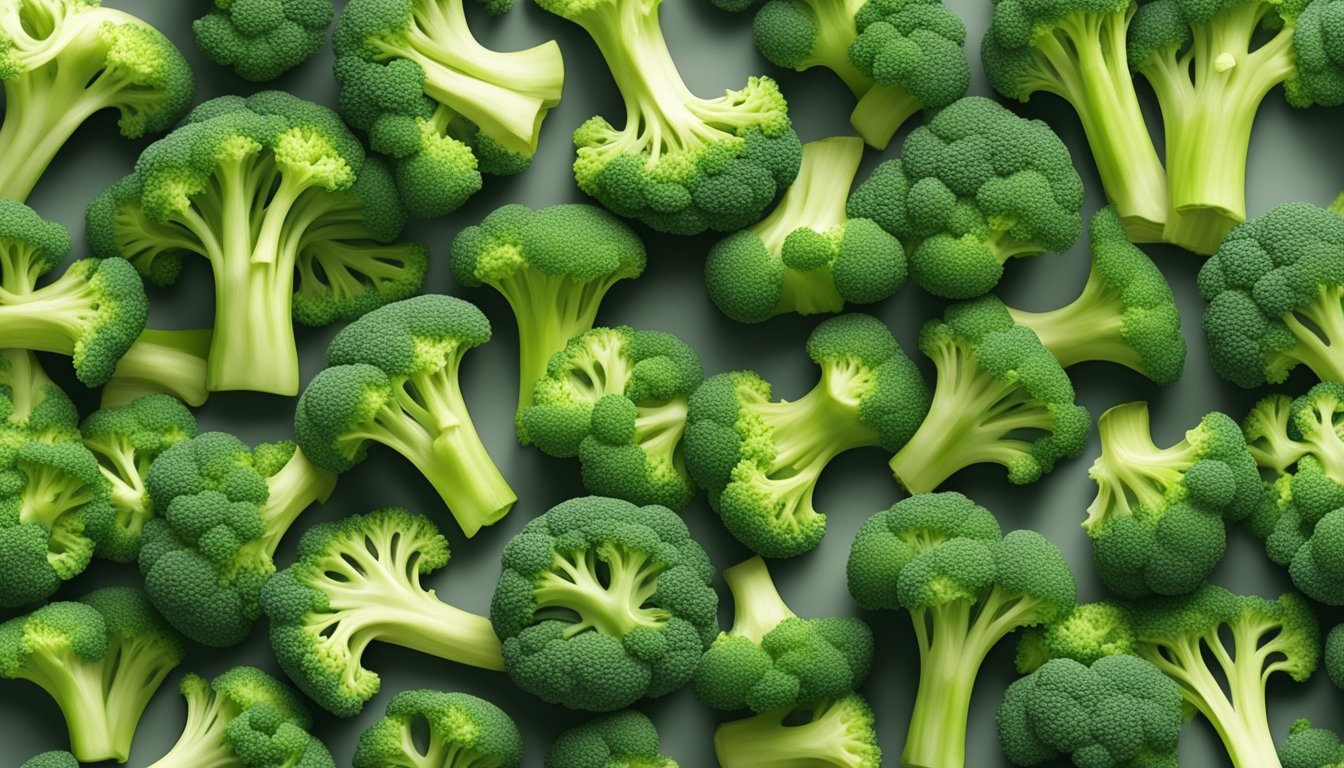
[1275,285,1344,385]
[790,0,870,98]
[429,419,517,538]
[633,397,689,464]
[755,137,860,249]
[713,701,866,767]
[723,556,795,643]
[13,655,120,761]
[849,84,923,152]
[1083,402,1196,531]
[534,544,671,637]
[1007,274,1138,372]
[17,463,97,529]
[102,329,211,408]
[255,449,337,558]
[0,268,101,359]
[145,679,239,768]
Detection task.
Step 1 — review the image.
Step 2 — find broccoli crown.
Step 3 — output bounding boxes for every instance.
[522,326,703,510]
[545,710,678,768]
[713,694,882,768]
[1198,201,1344,387]
[1014,601,1137,674]
[139,432,336,647]
[846,96,1083,299]
[194,0,334,82]
[694,555,873,713]
[1329,624,1344,690]
[684,313,929,557]
[1281,719,1344,768]
[997,655,1183,768]
[19,752,78,768]
[333,0,565,216]
[354,689,522,768]
[848,0,969,105]
[489,495,718,711]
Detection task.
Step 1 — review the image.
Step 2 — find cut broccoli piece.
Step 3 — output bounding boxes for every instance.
[139,432,336,647]
[295,294,515,537]
[101,329,212,409]
[1281,719,1344,768]
[685,313,928,557]
[704,136,906,323]
[0,0,194,202]
[522,326,703,509]
[19,752,78,768]
[1014,601,1138,674]
[354,689,522,767]
[490,495,718,711]
[195,0,335,82]
[546,710,678,768]
[713,694,882,768]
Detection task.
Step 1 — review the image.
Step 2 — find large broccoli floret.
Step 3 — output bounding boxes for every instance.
[490,495,718,711]
[694,555,872,713]
[195,0,335,82]
[713,694,882,768]
[1084,402,1260,597]
[546,710,678,768]
[86,91,425,396]
[685,313,928,558]
[354,689,521,767]
[1014,601,1138,674]
[334,0,564,217]
[522,326,703,509]
[295,294,515,537]
[19,752,77,768]
[138,432,336,647]
[847,492,1077,768]
[847,96,1084,299]
[704,136,906,323]
[102,329,212,409]
[1281,719,1344,768]
[0,0,194,202]
[887,297,1092,494]
[1199,202,1344,387]
[0,588,184,763]
[451,203,647,428]
[261,507,505,717]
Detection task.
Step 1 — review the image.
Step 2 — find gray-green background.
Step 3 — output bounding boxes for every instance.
[3,0,1342,765]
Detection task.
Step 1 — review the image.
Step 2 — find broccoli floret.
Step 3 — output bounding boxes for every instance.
[887,297,1092,493]
[490,495,718,711]
[546,710,678,768]
[354,689,522,767]
[0,349,79,442]
[452,203,647,427]
[1014,601,1138,674]
[1281,719,1344,768]
[694,555,873,713]
[704,136,906,323]
[101,329,212,409]
[195,0,334,82]
[713,694,882,768]
[0,587,184,763]
[19,752,77,768]
[846,492,1077,768]
[847,96,1084,299]
[1199,204,1344,388]
[261,507,505,717]
[1005,206,1186,385]
[85,91,425,396]
[1084,402,1260,597]
[333,0,564,216]
[0,0,193,202]
[138,432,336,647]
[1330,625,1344,690]
[522,326,703,509]
[997,655,1183,768]
[295,294,515,537]
[685,313,929,557]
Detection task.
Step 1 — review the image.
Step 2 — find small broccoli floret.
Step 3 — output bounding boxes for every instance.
[847,96,1084,299]
[1280,719,1344,768]
[1199,202,1344,387]
[713,694,882,768]
[1084,402,1260,597]
[354,689,522,767]
[887,298,1092,493]
[102,329,212,409]
[846,492,1077,768]
[0,0,194,202]
[295,295,515,537]
[546,710,678,768]
[139,432,336,647]
[1006,206,1186,385]
[1014,601,1137,674]
[0,588,184,763]
[262,507,505,717]
[195,0,334,82]
[452,203,647,427]
[1330,625,1344,690]
[490,495,718,711]
[19,752,77,768]
[685,314,929,557]
[694,555,872,713]
[522,326,702,509]
[705,137,905,323]
[0,349,79,442]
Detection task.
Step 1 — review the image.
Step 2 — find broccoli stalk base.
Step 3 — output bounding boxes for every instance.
[1007,280,1139,373]
[849,84,923,152]
[713,700,872,767]
[102,329,212,408]
[722,556,795,642]
[15,658,127,762]
[145,680,242,768]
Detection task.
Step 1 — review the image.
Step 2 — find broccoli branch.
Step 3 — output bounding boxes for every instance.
[1271,285,1344,385]
[145,676,239,768]
[714,698,875,767]
[533,542,671,637]
[1007,270,1136,371]
[101,329,211,408]
[722,556,795,643]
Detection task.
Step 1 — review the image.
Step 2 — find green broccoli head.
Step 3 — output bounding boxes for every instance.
[685,313,929,558]
[100,328,212,410]
[1280,719,1344,768]
[139,432,336,647]
[0,199,73,294]
[490,495,718,711]
[354,689,521,768]
[1014,601,1137,674]
[19,752,78,768]
[194,0,334,82]
[546,710,678,768]
[847,96,1084,299]
[713,694,882,768]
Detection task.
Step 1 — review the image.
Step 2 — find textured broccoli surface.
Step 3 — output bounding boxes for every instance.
[546,710,678,768]
[101,329,212,409]
[354,689,521,767]
[1014,601,1138,674]
[490,496,718,711]
[18,752,78,768]
[1330,625,1344,690]
[684,313,928,557]
[1280,719,1344,768]
[713,694,882,768]
[195,0,334,82]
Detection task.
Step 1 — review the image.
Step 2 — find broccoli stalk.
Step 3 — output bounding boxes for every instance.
[101,329,212,408]
[712,695,882,768]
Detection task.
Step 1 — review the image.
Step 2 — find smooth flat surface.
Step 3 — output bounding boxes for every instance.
[3,0,1343,765]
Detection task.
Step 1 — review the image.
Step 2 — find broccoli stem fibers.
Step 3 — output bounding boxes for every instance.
[427,418,516,538]
[903,603,982,768]
[723,556,795,643]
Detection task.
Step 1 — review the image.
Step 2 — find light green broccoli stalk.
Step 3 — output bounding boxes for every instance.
[0,348,80,442]
[546,711,678,768]
[355,689,522,767]
[704,136,906,323]
[195,0,335,82]
[1280,719,1344,768]
[101,329,212,409]
[846,492,1077,768]
[19,752,78,768]
[261,507,505,717]
[0,0,194,202]
[713,694,882,768]
[490,495,719,712]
